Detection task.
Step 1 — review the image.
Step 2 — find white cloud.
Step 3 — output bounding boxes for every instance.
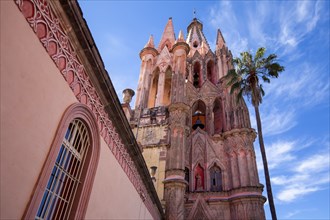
[250,106,297,136]
[295,154,330,173]
[272,152,330,203]
[264,63,330,107]
[255,138,329,203]
[296,1,309,22]
[209,1,238,30]
[255,141,297,171]
[272,174,309,185]
[277,186,319,202]
[208,1,249,56]
[285,210,301,218]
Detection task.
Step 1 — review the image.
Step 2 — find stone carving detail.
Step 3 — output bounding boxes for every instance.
[170,110,186,125]
[192,136,205,165]
[14,0,158,218]
[187,195,213,220]
[156,46,172,72]
[166,187,185,220]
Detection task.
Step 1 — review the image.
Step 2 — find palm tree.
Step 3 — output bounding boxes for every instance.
[225,47,284,220]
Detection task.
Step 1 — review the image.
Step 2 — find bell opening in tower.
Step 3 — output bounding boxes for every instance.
[192,100,206,130]
[193,62,202,88]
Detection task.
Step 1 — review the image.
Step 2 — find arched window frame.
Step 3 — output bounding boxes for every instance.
[194,163,205,192]
[192,100,206,130]
[192,61,202,88]
[209,164,222,192]
[148,68,160,108]
[163,66,172,106]
[206,59,216,84]
[23,103,100,219]
[213,97,224,134]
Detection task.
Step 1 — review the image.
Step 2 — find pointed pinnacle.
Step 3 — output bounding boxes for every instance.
[144,34,155,48]
[177,30,185,42]
[158,18,176,50]
[216,29,226,45]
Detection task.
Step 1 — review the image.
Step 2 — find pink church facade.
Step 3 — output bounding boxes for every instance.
[0,0,163,219]
[127,17,266,220]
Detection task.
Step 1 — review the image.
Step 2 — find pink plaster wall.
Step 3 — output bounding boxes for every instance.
[85,138,153,220]
[0,1,77,218]
[0,2,154,219]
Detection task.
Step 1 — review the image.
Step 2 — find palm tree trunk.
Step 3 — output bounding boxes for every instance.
[254,106,277,220]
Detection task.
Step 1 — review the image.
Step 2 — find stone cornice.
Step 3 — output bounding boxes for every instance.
[223,128,257,139]
[186,185,265,203]
[171,41,190,55]
[168,102,190,113]
[139,47,159,59]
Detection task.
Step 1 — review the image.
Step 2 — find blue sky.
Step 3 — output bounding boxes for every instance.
[79,1,329,219]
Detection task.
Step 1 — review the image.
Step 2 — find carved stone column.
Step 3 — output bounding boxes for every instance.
[246,150,256,186]
[230,151,240,188]
[164,103,189,220]
[237,150,249,187]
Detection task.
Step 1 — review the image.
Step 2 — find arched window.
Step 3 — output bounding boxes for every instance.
[163,67,172,106]
[213,98,224,133]
[194,164,204,191]
[210,164,222,192]
[192,100,206,130]
[24,103,100,220]
[207,60,216,84]
[148,68,159,108]
[193,62,202,88]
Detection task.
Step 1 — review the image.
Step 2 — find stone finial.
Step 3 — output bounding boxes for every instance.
[144,35,155,48]
[122,88,135,104]
[177,30,185,42]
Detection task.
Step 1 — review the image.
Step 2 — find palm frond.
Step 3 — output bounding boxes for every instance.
[235,89,244,104]
[225,69,239,86]
[255,47,266,62]
[262,75,271,83]
[228,47,284,107]
[260,84,265,97]
[230,82,241,94]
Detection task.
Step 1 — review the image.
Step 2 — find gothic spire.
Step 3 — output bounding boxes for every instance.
[216,29,226,50]
[158,17,176,51]
[186,18,210,56]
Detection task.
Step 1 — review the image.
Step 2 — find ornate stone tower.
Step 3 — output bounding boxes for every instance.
[126,17,266,220]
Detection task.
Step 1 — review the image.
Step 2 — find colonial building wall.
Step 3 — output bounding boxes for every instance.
[0,2,78,218]
[1,1,163,219]
[142,146,166,202]
[85,138,153,219]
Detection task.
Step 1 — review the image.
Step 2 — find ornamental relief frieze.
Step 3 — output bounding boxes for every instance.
[14,1,158,218]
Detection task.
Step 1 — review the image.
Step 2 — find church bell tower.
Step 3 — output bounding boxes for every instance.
[125,17,266,220]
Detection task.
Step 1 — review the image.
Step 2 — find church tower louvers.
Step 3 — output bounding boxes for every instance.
[123,17,266,220]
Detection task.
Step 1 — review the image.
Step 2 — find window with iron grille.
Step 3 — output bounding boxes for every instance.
[35,119,90,219]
